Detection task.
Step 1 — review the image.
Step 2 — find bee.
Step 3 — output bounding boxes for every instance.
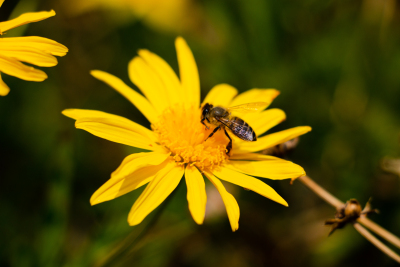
[201,102,267,154]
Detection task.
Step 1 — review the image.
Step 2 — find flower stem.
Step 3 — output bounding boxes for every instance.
[353,222,400,263]
[358,217,400,250]
[297,175,400,263]
[97,182,182,267]
[297,175,344,207]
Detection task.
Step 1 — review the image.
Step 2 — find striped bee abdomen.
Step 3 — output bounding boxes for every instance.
[227,117,257,141]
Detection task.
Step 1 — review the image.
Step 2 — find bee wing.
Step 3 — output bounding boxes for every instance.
[227,102,268,114]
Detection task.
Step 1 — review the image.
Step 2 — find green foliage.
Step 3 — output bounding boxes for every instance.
[1,0,399,266]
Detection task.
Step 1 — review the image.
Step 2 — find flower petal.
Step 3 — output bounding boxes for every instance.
[91,70,158,124]
[90,153,170,205]
[241,108,286,136]
[227,157,305,180]
[138,49,183,105]
[234,126,312,153]
[110,152,170,180]
[229,89,280,108]
[211,167,288,206]
[62,109,158,143]
[0,73,10,96]
[75,122,154,150]
[128,162,184,226]
[0,10,55,33]
[204,171,240,231]
[62,109,159,150]
[0,36,68,56]
[0,55,47,81]
[128,56,169,113]
[0,1,4,8]
[0,45,57,67]
[230,152,282,160]
[202,84,238,107]
[185,165,207,225]
[175,37,200,107]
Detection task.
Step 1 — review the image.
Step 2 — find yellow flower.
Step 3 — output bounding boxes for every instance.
[63,37,311,231]
[61,0,201,34]
[0,1,68,96]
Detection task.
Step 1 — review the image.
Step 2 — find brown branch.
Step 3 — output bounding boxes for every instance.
[358,217,400,250]
[353,223,400,264]
[297,175,344,207]
[297,175,400,263]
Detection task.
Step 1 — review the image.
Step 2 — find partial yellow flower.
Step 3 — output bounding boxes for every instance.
[60,0,202,34]
[63,37,311,231]
[0,1,68,96]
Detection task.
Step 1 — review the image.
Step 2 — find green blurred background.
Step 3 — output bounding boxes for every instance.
[1,0,400,266]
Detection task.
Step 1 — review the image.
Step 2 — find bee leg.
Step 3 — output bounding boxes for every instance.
[201,118,209,129]
[205,125,221,141]
[223,128,232,155]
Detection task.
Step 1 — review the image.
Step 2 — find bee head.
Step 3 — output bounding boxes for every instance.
[201,103,213,120]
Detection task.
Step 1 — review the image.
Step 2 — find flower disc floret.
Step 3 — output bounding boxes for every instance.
[152,104,228,170]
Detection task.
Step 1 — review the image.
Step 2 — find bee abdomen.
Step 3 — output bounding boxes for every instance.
[229,117,256,141]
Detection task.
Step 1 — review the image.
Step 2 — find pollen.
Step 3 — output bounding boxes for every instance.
[152,104,229,170]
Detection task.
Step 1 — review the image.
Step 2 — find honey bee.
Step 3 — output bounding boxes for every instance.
[201,102,267,154]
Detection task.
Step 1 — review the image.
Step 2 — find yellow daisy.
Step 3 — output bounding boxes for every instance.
[0,0,68,96]
[63,37,311,231]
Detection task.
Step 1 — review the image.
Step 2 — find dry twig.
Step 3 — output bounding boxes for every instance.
[297,175,400,264]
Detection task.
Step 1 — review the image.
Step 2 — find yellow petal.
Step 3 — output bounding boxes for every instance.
[62,110,159,150]
[235,126,312,153]
[0,55,47,81]
[204,171,240,232]
[211,167,288,206]
[0,46,57,67]
[90,70,158,124]
[227,157,305,180]
[75,121,154,150]
[230,152,282,160]
[0,36,68,56]
[202,84,238,107]
[62,109,158,143]
[175,37,200,107]
[111,152,170,180]
[0,10,55,33]
[138,49,183,105]
[90,154,170,205]
[128,56,169,113]
[229,89,280,108]
[128,162,184,226]
[185,165,207,225]
[241,108,286,136]
[0,1,4,8]
[0,73,10,96]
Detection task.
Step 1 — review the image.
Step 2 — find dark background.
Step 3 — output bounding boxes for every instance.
[1,0,400,266]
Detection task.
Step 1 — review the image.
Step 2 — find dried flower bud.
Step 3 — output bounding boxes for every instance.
[343,199,363,220]
[325,198,377,235]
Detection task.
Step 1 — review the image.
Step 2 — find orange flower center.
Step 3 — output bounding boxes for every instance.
[152,104,229,170]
